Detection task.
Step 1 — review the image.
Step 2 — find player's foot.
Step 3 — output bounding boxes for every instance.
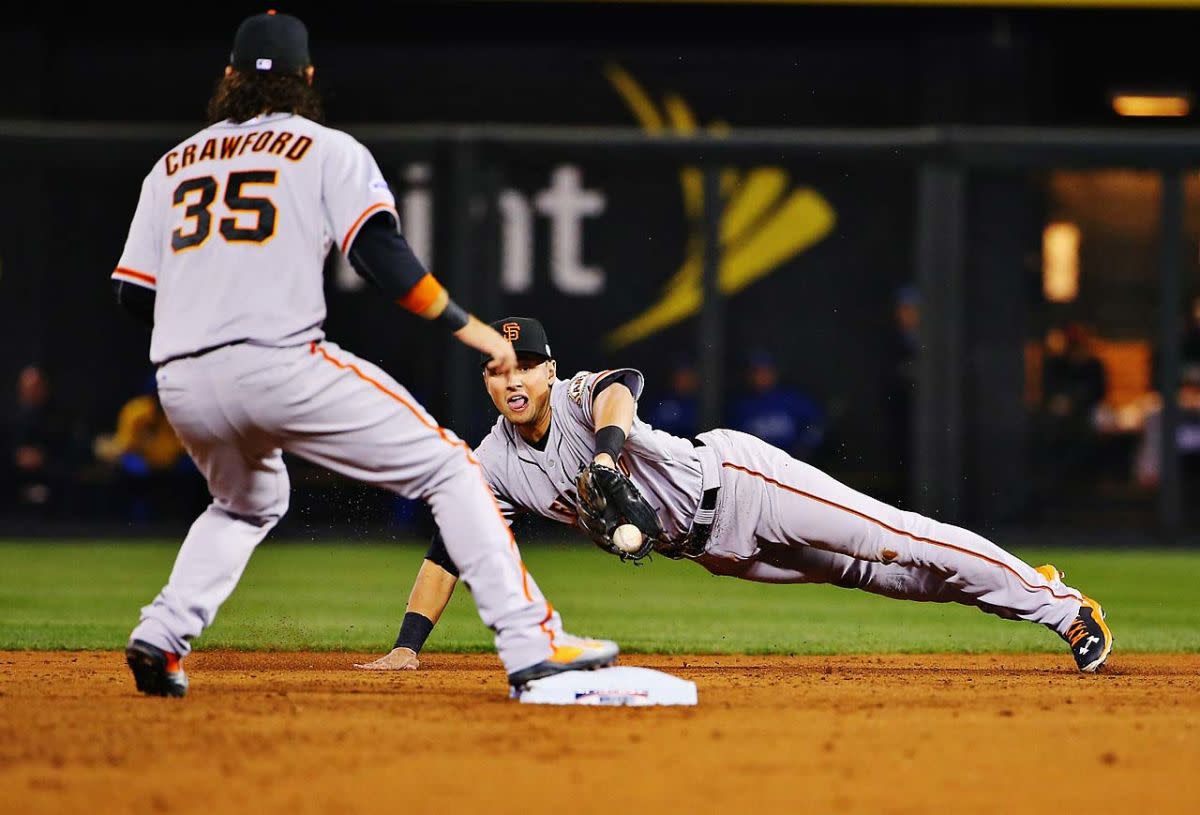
[507,634,619,688]
[1061,596,1113,673]
[125,639,189,697]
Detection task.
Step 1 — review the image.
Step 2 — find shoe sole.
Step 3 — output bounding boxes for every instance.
[125,647,187,697]
[509,654,618,688]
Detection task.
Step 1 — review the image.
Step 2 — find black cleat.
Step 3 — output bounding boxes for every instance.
[125,639,189,697]
[1062,598,1113,673]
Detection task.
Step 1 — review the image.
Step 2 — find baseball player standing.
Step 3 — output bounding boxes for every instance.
[113,13,616,697]
[362,317,1113,677]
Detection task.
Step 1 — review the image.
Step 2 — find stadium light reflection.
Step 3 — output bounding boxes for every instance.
[1111,92,1192,117]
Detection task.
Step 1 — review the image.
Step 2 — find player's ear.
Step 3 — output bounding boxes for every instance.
[547,360,557,380]
[224,65,234,77]
[304,66,315,86]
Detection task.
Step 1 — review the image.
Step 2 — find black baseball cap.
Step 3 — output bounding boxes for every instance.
[482,317,553,367]
[230,10,310,74]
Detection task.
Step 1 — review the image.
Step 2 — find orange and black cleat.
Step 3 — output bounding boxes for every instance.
[125,639,189,697]
[1061,597,1114,673]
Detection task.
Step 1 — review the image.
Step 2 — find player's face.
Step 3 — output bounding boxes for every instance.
[484,354,556,426]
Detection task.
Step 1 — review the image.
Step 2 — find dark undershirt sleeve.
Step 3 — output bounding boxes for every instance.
[424,531,460,578]
[345,211,430,301]
[590,372,627,401]
[112,279,155,327]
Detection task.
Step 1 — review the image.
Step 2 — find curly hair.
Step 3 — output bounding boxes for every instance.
[206,69,323,125]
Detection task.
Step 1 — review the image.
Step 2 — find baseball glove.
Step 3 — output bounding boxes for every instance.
[575,463,663,561]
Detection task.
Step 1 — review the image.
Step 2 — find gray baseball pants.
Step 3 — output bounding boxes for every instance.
[129,341,563,674]
[693,430,1082,635]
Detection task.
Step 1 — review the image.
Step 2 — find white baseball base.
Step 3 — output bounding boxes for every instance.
[512,666,698,706]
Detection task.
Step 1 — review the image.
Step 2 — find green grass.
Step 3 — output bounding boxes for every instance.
[0,540,1197,654]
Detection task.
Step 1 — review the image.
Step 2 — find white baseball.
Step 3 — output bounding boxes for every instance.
[612,524,644,554]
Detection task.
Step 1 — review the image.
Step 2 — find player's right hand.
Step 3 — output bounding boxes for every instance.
[353,647,420,671]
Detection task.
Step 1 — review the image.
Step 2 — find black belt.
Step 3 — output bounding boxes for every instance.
[657,438,719,559]
[687,486,719,553]
[158,339,250,366]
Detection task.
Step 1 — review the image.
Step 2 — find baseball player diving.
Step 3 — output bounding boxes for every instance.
[361,317,1114,676]
[112,12,616,697]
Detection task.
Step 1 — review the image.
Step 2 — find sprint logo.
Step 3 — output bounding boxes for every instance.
[603,65,837,349]
[336,66,837,352]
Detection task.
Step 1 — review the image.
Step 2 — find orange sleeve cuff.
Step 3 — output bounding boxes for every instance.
[112,267,157,288]
[396,273,446,314]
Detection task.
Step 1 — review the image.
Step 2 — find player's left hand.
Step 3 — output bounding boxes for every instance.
[575,463,663,561]
[354,647,420,671]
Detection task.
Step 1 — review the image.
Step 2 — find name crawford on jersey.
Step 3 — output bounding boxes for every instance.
[164,130,314,176]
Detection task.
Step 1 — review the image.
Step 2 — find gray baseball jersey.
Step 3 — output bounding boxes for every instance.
[114,112,395,364]
[473,368,1088,639]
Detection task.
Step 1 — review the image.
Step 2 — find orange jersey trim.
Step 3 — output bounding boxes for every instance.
[308,342,552,635]
[310,341,457,445]
[721,461,1082,603]
[112,267,157,288]
[395,273,445,315]
[340,203,396,255]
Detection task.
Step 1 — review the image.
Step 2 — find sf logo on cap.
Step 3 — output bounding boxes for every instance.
[502,322,522,341]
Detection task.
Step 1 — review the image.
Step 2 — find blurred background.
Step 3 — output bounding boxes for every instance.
[4,0,1200,545]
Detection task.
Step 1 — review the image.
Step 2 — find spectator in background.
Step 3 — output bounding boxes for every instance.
[884,284,921,504]
[1043,322,1107,426]
[1134,363,1200,489]
[1181,295,1200,370]
[94,374,185,474]
[1037,322,1108,492]
[6,365,63,513]
[732,350,825,460]
[645,354,699,438]
[94,373,192,522]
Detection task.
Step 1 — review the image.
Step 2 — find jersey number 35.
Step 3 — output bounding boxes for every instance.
[172,170,278,252]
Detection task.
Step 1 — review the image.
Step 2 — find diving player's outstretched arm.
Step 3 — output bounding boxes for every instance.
[355,535,460,671]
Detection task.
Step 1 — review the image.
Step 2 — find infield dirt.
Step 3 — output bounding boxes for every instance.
[2,651,1197,814]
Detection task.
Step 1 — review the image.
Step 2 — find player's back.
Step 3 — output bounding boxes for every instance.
[114,113,395,364]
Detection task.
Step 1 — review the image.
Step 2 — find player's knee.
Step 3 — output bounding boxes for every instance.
[220,507,285,529]
[214,493,288,528]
